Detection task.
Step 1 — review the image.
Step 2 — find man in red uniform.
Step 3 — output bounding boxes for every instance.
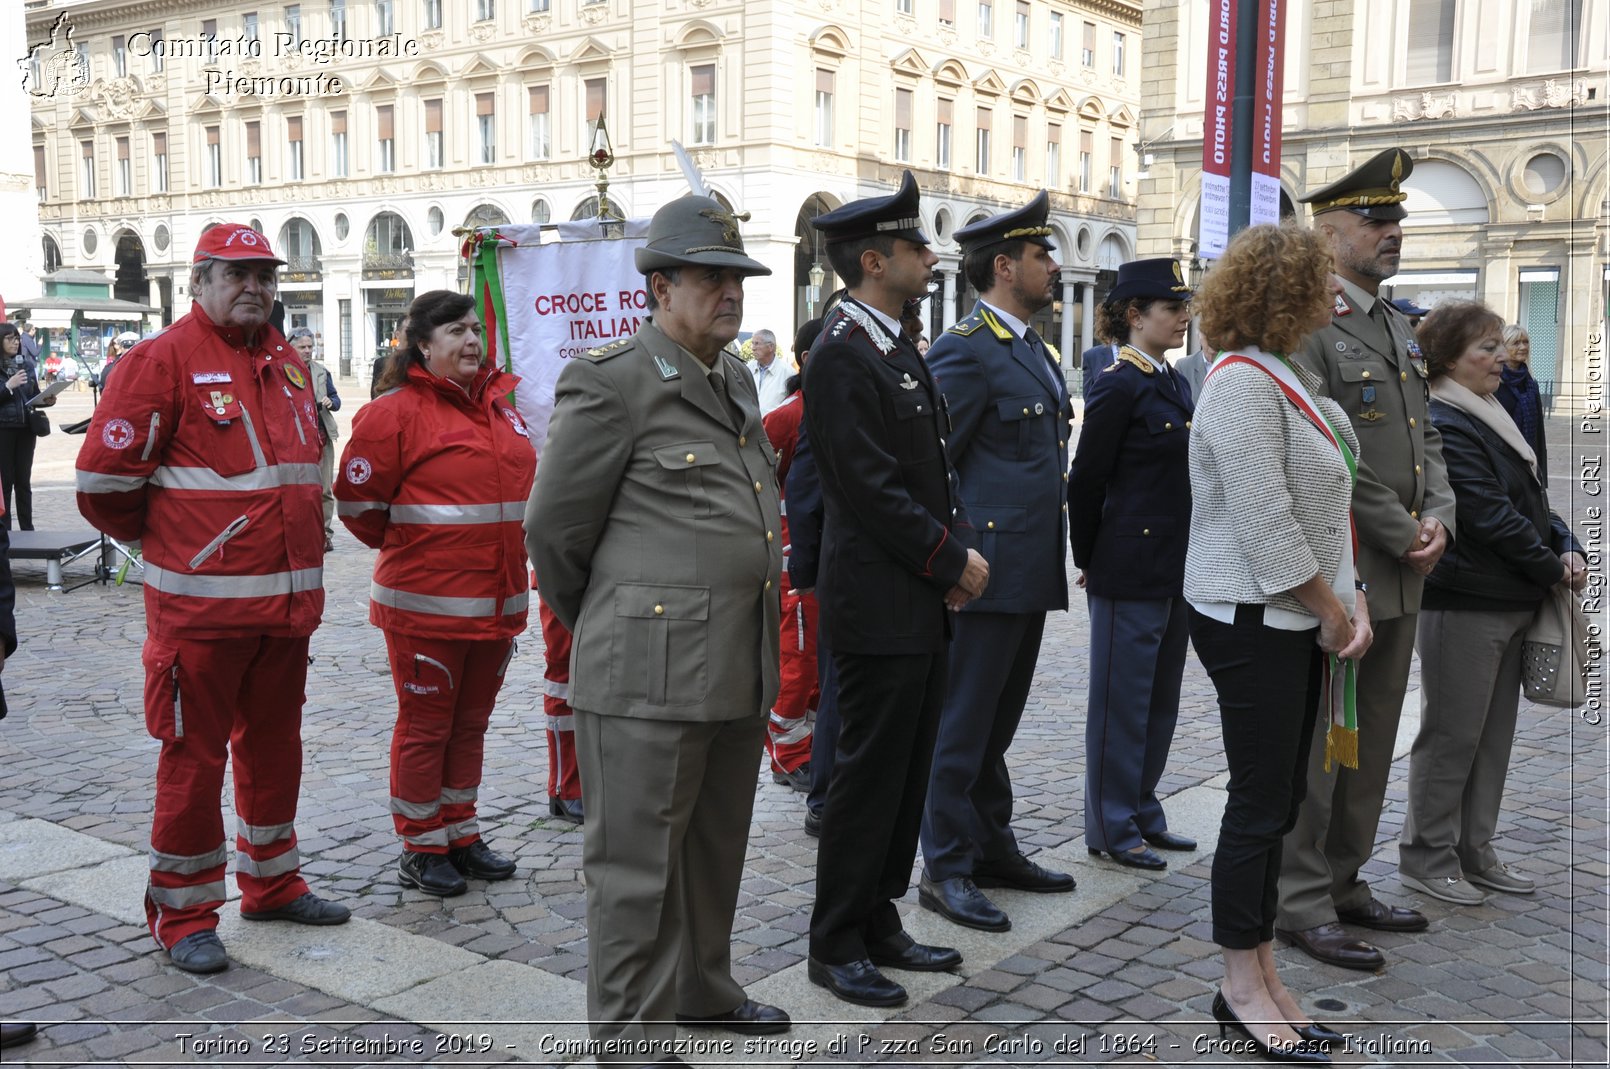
[76,224,349,975]
[760,320,822,790]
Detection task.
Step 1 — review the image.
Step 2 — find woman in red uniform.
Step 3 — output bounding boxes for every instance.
[336,290,536,897]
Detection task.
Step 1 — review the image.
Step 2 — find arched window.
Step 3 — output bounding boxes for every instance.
[1401,160,1489,226]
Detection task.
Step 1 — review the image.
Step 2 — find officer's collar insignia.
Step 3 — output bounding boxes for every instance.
[1333,294,1352,317]
[840,301,896,356]
[654,355,680,380]
[283,364,307,389]
[900,373,919,390]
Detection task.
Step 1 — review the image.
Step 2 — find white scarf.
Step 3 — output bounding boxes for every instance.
[1429,376,1539,480]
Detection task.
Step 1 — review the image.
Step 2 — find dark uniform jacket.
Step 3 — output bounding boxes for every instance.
[802,298,975,655]
[928,303,1070,613]
[1067,346,1193,599]
[1422,400,1577,612]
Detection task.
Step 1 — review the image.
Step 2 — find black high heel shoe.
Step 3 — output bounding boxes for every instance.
[1292,1022,1344,1048]
[1211,991,1331,1064]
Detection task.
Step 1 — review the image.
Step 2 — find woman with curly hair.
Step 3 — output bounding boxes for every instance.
[1186,222,1371,1064]
[1397,301,1584,906]
[1067,259,1197,871]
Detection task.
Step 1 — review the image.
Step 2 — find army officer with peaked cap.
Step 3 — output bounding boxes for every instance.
[526,195,790,1065]
[1276,147,1457,973]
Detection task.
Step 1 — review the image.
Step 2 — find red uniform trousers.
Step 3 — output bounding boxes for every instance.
[767,587,819,774]
[142,635,311,949]
[385,632,515,853]
[539,602,582,801]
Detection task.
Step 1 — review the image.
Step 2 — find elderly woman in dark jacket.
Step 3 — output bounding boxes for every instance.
[0,323,44,530]
[1494,324,1547,483]
[1398,301,1585,907]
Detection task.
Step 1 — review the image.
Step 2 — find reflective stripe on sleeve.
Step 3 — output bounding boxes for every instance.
[152,462,321,493]
[337,499,389,517]
[387,501,527,525]
[543,679,570,700]
[148,843,229,874]
[77,470,149,494]
[145,564,323,599]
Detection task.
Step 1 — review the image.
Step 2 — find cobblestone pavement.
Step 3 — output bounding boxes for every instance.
[0,386,1605,1067]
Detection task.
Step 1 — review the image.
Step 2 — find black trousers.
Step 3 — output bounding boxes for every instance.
[809,649,945,964]
[1189,605,1323,949]
[0,426,36,530]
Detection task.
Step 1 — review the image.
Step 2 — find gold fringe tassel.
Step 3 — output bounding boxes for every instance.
[1324,725,1360,773]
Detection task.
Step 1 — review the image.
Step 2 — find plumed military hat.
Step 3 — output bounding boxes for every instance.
[634,196,772,276]
[810,170,930,246]
[1300,148,1414,221]
[1105,258,1193,303]
[955,191,1056,252]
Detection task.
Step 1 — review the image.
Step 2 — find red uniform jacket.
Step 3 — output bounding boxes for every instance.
[336,362,535,640]
[76,306,324,639]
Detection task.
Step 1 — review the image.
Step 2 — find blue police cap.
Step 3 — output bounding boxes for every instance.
[810,170,929,246]
[954,191,1055,252]
[1105,258,1193,303]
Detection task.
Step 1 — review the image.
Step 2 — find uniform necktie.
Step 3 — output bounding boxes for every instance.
[710,369,743,430]
[1023,328,1063,396]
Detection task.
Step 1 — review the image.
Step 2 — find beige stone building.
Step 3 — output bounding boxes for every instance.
[25,0,1143,379]
[1135,0,1608,407]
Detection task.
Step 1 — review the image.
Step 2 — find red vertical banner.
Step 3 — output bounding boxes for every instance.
[1200,0,1237,257]
[1249,0,1285,228]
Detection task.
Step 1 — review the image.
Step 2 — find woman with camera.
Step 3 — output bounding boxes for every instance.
[0,323,47,530]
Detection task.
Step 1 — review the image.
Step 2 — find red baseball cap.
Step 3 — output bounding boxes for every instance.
[192,223,286,265]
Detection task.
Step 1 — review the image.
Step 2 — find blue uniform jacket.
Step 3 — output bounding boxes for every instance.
[928,303,1071,614]
[1066,346,1193,600]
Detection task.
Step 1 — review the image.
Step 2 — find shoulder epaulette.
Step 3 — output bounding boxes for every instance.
[947,314,986,337]
[587,339,632,360]
[1109,346,1156,375]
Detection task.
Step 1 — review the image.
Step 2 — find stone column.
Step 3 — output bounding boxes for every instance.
[942,266,958,330]
[1059,275,1077,368]
[1081,278,1096,351]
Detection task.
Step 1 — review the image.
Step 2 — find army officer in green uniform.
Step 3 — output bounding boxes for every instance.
[1276,148,1458,973]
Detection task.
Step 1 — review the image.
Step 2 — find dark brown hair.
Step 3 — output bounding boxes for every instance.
[1416,300,1505,380]
[374,290,477,393]
[1095,297,1159,345]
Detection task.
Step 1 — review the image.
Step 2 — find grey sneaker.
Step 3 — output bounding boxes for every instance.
[1401,872,1485,905]
[1464,864,1535,895]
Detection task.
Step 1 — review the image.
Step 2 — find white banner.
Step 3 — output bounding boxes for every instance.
[492,219,649,454]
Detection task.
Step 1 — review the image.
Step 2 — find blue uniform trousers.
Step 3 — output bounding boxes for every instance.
[1084,594,1189,852]
[920,610,1046,878]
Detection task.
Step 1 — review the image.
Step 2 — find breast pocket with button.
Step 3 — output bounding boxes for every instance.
[193,390,260,478]
[651,440,732,519]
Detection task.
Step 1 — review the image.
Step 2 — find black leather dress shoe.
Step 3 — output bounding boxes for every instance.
[449,840,517,881]
[676,998,791,1035]
[1089,846,1167,870]
[1142,830,1197,851]
[1276,923,1385,971]
[549,796,584,825]
[973,852,1077,893]
[772,764,811,792]
[808,957,907,1006]
[168,930,229,974]
[1293,1021,1345,1047]
[1336,897,1428,932]
[918,874,1010,931]
[241,891,351,925]
[867,931,962,972]
[0,1022,38,1049]
[804,809,822,838]
[398,851,468,897]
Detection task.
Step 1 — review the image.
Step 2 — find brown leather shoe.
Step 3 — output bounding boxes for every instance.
[1336,897,1429,932]
[1276,923,1385,971]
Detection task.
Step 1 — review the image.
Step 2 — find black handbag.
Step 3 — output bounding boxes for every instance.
[29,408,49,437]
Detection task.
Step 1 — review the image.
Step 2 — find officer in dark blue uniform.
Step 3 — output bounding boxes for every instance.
[803,171,990,1009]
[1067,258,1198,871]
[917,192,1077,933]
